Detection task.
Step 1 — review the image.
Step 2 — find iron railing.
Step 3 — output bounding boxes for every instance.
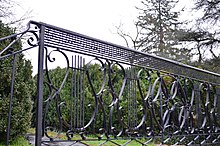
[1,21,220,145]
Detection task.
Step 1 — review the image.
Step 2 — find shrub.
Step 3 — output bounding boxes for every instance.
[0,22,35,141]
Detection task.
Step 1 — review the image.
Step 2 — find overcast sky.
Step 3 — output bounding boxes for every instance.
[16,0,141,46]
[12,0,193,73]
[14,0,194,46]
[12,0,144,73]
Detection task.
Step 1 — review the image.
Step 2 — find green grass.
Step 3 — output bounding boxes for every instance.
[0,128,156,146]
[0,136,30,146]
[26,128,155,146]
[37,130,155,145]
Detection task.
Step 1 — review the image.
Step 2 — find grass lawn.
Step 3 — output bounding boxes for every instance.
[44,130,155,146]
[4,128,155,146]
[0,136,30,146]
[43,129,155,145]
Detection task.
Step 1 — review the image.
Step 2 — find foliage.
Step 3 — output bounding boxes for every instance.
[36,60,218,145]
[115,0,192,63]
[194,58,220,74]
[35,64,122,132]
[179,0,220,64]
[136,0,192,62]
[194,0,220,24]
[0,136,30,146]
[0,22,35,140]
[116,0,220,70]
[35,60,166,138]
[137,0,177,51]
[33,62,146,134]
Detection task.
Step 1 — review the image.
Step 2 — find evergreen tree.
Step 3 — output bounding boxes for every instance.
[0,21,35,140]
[136,0,191,62]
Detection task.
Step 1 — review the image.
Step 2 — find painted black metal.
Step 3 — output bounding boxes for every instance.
[35,24,45,146]
[6,54,16,146]
[40,21,220,85]
[1,21,220,145]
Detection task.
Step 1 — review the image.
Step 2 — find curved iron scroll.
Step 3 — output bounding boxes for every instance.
[37,21,220,145]
[2,21,220,146]
[41,55,220,145]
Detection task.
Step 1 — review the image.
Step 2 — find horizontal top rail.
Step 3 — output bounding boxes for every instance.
[31,21,220,84]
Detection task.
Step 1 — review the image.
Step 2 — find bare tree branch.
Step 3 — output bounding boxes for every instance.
[114,21,142,50]
[209,45,218,59]
[0,0,32,28]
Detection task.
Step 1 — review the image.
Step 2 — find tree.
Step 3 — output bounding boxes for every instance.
[178,0,220,64]
[116,0,192,62]
[0,21,35,141]
[137,0,192,61]
[194,0,220,24]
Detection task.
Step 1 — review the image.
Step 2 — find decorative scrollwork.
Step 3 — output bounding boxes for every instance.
[27,21,220,145]
[0,22,40,58]
[3,21,220,146]
[39,51,220,145]
[26,29,39,47]
[43,47,71,140]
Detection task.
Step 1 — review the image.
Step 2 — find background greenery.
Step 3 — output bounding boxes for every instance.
[0,22,35,141]
[1,0,220,145]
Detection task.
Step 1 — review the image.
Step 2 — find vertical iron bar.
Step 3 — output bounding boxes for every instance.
[133,68,136,127]
[74,55,77,128]
[82,58,85,127]
[131,68,134,127]
[194,82,202,128]
[160,81,164,128]
[70,56,74,128]
[160,88,164,144]
[77,55,80,127]
[128,68,130,127]
[35,25,45,146]
[184,78,188,130]
[6,54,16,146]
[80,56,83,127]
[216,88,220,120]
[130,68,132,127]
[134,69,137,127]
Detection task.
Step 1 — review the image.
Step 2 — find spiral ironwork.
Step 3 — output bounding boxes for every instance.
[1,21,220,146]
[0,21,40,146]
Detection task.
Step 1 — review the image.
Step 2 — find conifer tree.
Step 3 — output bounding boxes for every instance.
[136,0,191,61]
[0,21,34,140]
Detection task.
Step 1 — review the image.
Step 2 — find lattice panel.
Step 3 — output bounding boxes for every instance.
[40,22,220,84]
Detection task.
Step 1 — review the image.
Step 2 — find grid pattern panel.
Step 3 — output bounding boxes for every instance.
[42,24,220,84]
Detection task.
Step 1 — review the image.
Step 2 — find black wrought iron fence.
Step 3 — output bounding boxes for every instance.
[1,21,220,145]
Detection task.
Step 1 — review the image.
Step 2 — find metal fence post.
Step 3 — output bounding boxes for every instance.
[194,82,202,128]
[35,25,45,146]
[6,54,17,146]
